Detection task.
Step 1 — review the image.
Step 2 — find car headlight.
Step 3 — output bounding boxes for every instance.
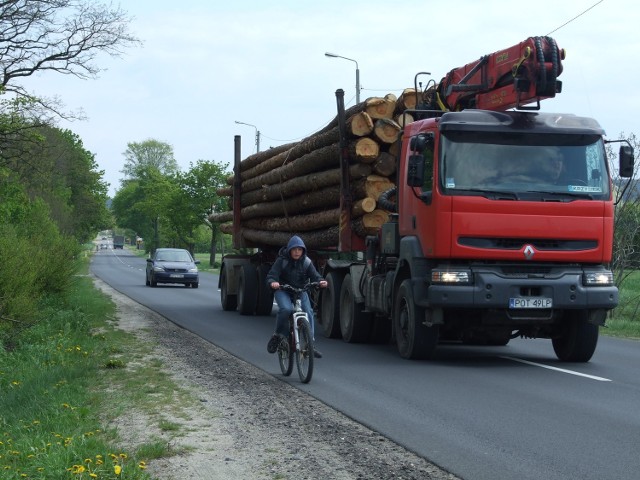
[583,271,614,286]
[153,266,166,272]
[431,269,472,284]
[188,267,198,273]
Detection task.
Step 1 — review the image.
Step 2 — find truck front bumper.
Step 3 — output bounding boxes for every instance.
[425,267,618,311]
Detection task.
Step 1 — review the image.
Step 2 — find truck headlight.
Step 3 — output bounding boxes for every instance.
[431,270,472,284]
[583,271,614,286]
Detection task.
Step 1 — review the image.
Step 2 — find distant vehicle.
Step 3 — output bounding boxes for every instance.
[113,235,125,249]
[146,248,200,288]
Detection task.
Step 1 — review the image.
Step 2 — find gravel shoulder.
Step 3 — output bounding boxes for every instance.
[93,276,460,480]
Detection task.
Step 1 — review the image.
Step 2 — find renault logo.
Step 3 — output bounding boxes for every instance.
[523,245,535,260]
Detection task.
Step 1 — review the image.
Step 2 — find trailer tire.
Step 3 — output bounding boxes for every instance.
[238,264,258,316]
[255,264,274,316]
[318,271,343,338]
[220,267,237,311]
[552,311,598,362]
[340,273,371,343]
[394,279,439,359]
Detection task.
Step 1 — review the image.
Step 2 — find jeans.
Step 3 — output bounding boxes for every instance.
[274,289,315,340]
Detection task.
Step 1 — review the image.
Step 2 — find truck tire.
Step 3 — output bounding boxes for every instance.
[393,279,439,359]
[552,311,598,362]
[318,271,343,338]
[339,273,371,343]
[237,264,258,316]
[255,264,274,316]
[220,267,237,311]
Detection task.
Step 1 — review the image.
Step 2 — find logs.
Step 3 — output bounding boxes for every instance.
[211,93,407,249]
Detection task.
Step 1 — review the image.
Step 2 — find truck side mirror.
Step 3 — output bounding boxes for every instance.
[619,145,635,178]
[407,154,425,187]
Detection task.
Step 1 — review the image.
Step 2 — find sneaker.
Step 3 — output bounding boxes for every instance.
[313,349,323,359]
[267,334,280,354]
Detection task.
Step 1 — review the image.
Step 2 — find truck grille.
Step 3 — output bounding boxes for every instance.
[459,237,597,251]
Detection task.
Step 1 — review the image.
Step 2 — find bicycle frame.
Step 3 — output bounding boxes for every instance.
[277,283,318,383]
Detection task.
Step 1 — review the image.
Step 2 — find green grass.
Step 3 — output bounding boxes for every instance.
[606,270,640,339]
[0,253,200,479]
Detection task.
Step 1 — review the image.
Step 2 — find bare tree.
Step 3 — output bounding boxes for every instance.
[0,0,140,93]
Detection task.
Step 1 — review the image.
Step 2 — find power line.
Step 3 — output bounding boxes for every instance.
[546,0,604,35]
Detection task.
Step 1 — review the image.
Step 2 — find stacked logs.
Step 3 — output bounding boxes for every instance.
[209,89,419,250]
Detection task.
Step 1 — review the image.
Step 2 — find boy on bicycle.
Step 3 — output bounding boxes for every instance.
[266,235,327,358]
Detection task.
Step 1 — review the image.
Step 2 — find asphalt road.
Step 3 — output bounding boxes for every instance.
[91,248,640,480]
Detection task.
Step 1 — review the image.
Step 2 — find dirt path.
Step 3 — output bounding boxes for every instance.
[94,276,460,480]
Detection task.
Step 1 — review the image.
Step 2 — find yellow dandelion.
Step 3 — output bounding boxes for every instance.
[114,464,122,475]
[138,461,147,470]
[119,453,128,459]
[89,474,98,478]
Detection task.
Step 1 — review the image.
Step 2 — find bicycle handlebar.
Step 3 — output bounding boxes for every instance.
[278,282,322,294]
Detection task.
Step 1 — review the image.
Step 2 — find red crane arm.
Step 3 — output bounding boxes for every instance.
[433,36,565,112]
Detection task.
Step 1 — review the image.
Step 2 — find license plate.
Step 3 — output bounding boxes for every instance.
[509,297,552,309]
[170,274,184,278]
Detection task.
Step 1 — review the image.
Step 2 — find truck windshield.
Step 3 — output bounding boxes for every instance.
[439,132,609,200]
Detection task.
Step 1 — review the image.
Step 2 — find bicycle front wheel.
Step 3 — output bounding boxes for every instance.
[296,319,314,383]
[278,336,294,376]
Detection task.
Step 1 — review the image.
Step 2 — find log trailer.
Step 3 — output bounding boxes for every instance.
[219,36,634,362]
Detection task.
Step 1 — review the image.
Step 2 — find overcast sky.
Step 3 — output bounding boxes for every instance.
[18,0,639,196]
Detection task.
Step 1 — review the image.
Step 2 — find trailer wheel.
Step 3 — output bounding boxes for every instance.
[255,264,274,316]
[237,264,258,316]
[220,267,237,311]
[318,271,343,338]
[552,311,598,362]
[394,279,439,359]
[339,273,371,343]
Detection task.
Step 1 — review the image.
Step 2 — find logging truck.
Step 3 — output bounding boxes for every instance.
[215,36,634,362]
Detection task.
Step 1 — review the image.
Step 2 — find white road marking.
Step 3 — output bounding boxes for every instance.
[500,356,612,382]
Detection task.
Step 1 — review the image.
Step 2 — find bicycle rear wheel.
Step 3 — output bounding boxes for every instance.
[278,336,294,376]
[296,319,314,383]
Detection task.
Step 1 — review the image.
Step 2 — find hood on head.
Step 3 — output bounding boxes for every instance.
[286,235,306,255]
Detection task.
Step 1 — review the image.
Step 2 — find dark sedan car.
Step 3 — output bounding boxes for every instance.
[146,248,200,288]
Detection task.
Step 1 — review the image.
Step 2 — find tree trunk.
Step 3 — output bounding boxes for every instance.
[351,197,376,217]
[239,141,296,171]
[352,175,396,201]
[365,97,396,119]
[241,226,340,249]
[244,208,340,232]
[373,118,401,144]
[353,209,390,237]
[241,184,341,220]
[347,111,374,136]
[349,137,380,164]
[240,127,340,180]
[242,143,340,193]
[240,163,371,207]
[371,151,397,177]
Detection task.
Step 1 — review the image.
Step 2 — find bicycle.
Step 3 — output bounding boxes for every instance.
[276,282,320,384]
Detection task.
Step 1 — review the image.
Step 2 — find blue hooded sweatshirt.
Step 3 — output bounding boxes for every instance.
[266,235,322,288]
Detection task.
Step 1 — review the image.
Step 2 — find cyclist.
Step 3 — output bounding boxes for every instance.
[266,235,327,358]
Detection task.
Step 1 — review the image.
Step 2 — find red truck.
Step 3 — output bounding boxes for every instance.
[219,36,634,362]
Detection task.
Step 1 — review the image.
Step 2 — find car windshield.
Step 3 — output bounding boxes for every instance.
[439,132,609,200]
[156,250,192,262]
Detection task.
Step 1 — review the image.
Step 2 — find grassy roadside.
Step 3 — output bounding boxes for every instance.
[0,251,197,479]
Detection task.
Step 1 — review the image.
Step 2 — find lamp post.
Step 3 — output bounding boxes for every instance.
[234,120,261,152]
[325,52,360,104]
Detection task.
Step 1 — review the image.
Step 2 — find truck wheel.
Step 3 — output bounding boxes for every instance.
[318,271,343,338]
[255,264,274,316]
[339,273,371,343]
[393,279,439,359]
[220,267,237,311]
[237,264,258,316]
[552,311,598,362]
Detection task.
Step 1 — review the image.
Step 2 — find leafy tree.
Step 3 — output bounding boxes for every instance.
[6,125,111,242]
[121,139,179,180]
[169,160,231,260]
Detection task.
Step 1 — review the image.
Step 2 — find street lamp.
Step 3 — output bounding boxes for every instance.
[325,52,360,104]
[234,120,261,152]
